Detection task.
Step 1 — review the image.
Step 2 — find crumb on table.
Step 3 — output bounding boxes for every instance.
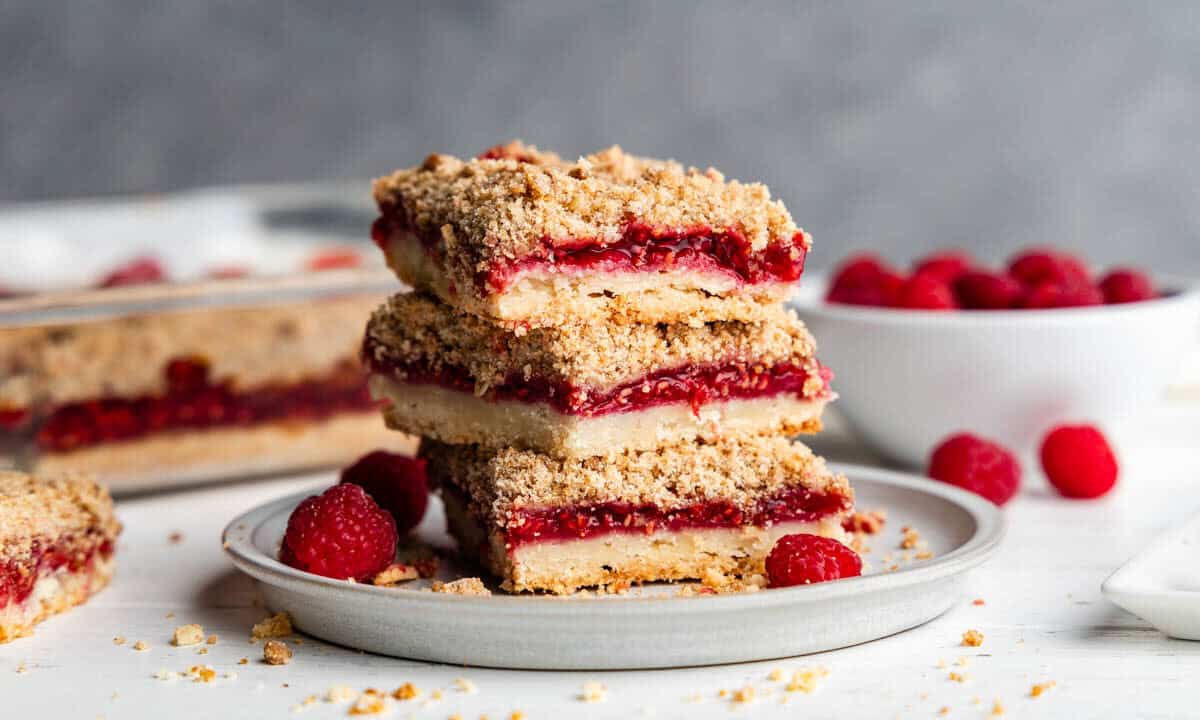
[430,578,491,596]
[172,623,204,647]
[263,640,291,665]
[962,629,984,647]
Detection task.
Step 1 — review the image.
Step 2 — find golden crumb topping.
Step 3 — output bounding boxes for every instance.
[422,436,850,524]
[373,142,806,268]
[0,471,119,558]
[364,292,820,393]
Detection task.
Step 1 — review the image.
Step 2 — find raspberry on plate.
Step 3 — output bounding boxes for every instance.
[927,433,1021,506]
[894,274,958,310]
[826,254,904,307]
[954,270,1025,310]
[1008,249,1090,288]
[1040,424,1118,499]
[279,483,398,581]
[766,533,862,587]
[913,251,973,284]
[340,451,429,535]
[1021,281,1103,309]
[1099,268,1156,304]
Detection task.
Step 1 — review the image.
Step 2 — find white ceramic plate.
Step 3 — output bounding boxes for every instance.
[222,463,1004,669]
[1102,513,1200,640]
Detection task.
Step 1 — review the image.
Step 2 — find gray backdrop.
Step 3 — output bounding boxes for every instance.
[4,2,1199,272]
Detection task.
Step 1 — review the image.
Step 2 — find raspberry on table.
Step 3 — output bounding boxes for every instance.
[765,533,863,587]
[927,433,1021,506]
[340,451,429,535]
[1040,424,1118,499]
[954,270,1025,310]
[279,483,398,580]
[825,254,905,307]
[894,274,958,310]
[913,251,974,284]
[1007,249,1091,288]
[1099,268,1156,304]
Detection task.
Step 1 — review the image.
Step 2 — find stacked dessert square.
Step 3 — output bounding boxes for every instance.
[364,141,854,593]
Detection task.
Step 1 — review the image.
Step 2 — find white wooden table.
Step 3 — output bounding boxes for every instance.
[3,408,1199,719]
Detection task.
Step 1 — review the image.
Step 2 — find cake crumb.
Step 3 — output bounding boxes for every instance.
[509,712,525,720]
[196,647,209,655]
[785,666,829,694]
[165,612,176,619]
[937,658,948,669]
[938,706,950,716]
[187,664,216,683]
[112,636,126,646]
[173,623,205,646]
[206,634,218,645]
[133,641,149,652]
[916,550,935,560]
[955,656,969,667]
[15,662,27,674]
[961,629,984,647]
[326,685,358,703]
[844,509,887,534]
[990,700,1005,716]
[431,578,491,596]
[251,612,293,641]
[580,681,607,703]
[152,669,180,681]
[349,689,389,715]
[1030,681,1056,697]
[948,672,967,683]
[263,640,292,665]
[168,531,183,544]
[900,526,922,549]
[767,667,786,682]
[972,598,986,606]
[238,657,249,665]
[454,677,478,694]
[373,563,420,586]
[731,686,756,704]
[393,682,421,700]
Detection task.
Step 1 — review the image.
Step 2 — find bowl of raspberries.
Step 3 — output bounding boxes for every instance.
[792,248,1200,466]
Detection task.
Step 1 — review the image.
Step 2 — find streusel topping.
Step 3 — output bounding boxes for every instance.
[364,292,821,393]
[422,436,850,523]
[0,471,119,558]
[372,141,808,264]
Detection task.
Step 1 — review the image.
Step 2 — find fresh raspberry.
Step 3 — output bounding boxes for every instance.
[825,254,905,307]
[1099,268,1156,304]
[1021,281,1103,309]
[340,451,429,535]
[913,251,974,284]
[1007,249,1090,288]
[893,274,958,310]
[98,257,167,287]
[928,433,1021,505]
[765,533,862,587]
[954,270,1025,310]
[279,483,398,580]
[1040,424,1118,499]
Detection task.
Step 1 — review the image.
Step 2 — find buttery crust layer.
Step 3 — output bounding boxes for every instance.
[363,292,822,394]
[421,435,851,529]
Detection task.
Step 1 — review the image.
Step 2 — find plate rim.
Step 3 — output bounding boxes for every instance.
[222,462,1006,615]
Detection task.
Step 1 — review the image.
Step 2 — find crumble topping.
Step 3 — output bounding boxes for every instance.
[251,612,293,641]
[430,578,491,596]
[423,435,850,527]
[580,681,607,703]
[392,682,420,700]
[373,142,806,278]
[843,509,886,535]
[0,471,120,560]
[961,629,984,647]
[263,640,292,665]
[172,624,204,647]
[371,563,419,586]
[365,292,819,394]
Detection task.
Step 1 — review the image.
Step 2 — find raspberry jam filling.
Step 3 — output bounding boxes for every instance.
[484,485,850,547]
[28,358,375,453]
[0,533,113,608]
[372,209,808,292]
[366,344,830,418]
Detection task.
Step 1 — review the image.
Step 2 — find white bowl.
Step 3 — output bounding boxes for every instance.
[792,277,1200,467]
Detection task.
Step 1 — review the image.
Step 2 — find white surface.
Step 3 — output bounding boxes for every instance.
[4,412,1200,718]
[792,276,1200,467]
[1103,512,1200,640]
[223,466,1002,670]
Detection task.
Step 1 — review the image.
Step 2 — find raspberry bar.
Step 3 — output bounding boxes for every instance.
[422,436,852,594]
[1,296,412,488]
[0,471,119,642]
[364,293,831,458]
[371,142,810,328]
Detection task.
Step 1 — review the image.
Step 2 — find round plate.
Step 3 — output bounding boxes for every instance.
[222,463,1004,670]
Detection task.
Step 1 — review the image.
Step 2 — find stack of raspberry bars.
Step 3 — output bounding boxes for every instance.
[363,141,854,593]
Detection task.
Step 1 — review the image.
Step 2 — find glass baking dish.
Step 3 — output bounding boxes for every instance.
[0,185,415,493]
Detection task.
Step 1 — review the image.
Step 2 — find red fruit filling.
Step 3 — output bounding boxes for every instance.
[928,433,1021,506]
[340,451,429,535]
[0,533,114,608]
[365,343,831,419]
[1099,269,1156,304]
[279,483,398,581]
[29,358,375,453]
[98,257,167,288]
[490,484,852,547]
[372,209,808,293]
[766,533,862,587]
[1040,424,1118,499]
